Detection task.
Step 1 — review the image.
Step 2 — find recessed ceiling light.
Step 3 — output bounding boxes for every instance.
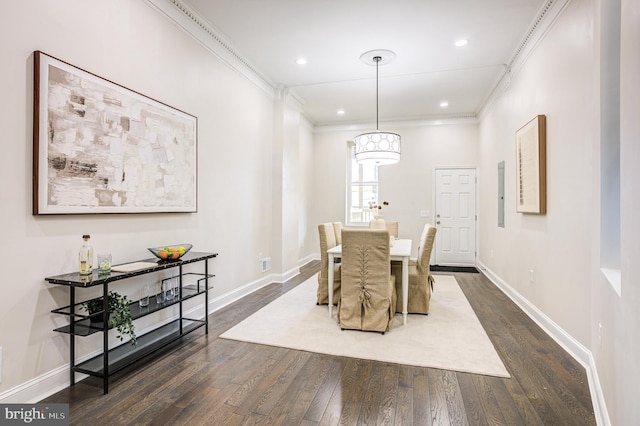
[337,109,345,115]
[454,39,468,47]
[440,101,449,108]
[296,57,308,65]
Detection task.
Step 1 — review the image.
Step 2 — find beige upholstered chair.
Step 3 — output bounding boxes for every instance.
[332,222,343,245]
[369,217,386,230]
[385,221,399,238]
[392,224,437,314]
[317,223,341,305]
[338,229,396,333]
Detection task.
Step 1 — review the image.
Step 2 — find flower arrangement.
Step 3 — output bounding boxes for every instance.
[368,200,389,217]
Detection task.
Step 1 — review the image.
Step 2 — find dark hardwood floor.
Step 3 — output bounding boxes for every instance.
[42,261,596,425]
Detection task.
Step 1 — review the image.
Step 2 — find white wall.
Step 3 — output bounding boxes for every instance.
[312,123,479,258]
[0,0,283,398]
[478,0,596,345]
[478,0,639,423]
[298,118,316,263]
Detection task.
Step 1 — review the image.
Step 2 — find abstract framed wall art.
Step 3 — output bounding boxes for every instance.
[33,51,197,214]
[515,115,546,214]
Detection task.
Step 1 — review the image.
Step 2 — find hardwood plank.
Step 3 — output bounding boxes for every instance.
[442,369,469,426]
[358,361,388,424]
[303,357,346,423]
[260,353,327,425]
[230,349,308,416]
[470,374,508,426]
[456,372,487,426]
[286,354,336,422]
[427,369,451,425]
[337,359,372,424]
[394,386,413,425]
[412,373,432,426]
[375,364,400,425]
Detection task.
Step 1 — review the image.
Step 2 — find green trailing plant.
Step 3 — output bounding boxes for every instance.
[82,291,137,346]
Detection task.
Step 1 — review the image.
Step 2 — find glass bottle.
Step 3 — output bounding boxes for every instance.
[79,234,94,275]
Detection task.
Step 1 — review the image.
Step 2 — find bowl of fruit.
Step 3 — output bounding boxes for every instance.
[148,244,193,261]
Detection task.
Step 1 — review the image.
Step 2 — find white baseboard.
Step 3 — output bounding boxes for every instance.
[0,366,74,404]
[476,260,610,426]
[298,253,318,267]
[0,260,315,404]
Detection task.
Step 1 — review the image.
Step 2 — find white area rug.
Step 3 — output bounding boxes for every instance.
[220,274,510,378]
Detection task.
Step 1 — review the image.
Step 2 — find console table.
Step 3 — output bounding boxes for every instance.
[47,251,218,394]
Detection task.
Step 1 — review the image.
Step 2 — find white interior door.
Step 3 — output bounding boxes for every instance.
[434,168,477,266]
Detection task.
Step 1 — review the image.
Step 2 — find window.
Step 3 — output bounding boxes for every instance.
[346,143,379,225]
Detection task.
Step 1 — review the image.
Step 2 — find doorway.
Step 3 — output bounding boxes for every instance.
[434,168,477,266]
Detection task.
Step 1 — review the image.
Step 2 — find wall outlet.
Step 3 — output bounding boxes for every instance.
[599,323,603,346]
[261,257,271,272]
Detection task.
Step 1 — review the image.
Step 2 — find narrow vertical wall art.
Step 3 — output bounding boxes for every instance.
[515,115,546,214]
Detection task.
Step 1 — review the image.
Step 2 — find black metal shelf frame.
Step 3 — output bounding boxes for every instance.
[47,252,217,394]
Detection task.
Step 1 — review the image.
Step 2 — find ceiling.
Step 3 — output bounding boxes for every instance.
[182,0,547,126]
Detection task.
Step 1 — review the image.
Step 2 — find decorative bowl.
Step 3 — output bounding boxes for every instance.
[148,244,193,261]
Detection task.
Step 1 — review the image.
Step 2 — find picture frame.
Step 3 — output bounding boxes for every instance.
[515,115,546,214]
[33,51,197,215]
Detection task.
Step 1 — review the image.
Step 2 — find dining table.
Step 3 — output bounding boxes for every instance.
[327,238,413,325]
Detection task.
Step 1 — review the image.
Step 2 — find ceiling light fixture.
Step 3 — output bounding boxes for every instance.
[354,50,401,165]
[440,101,449,107]
[296,57,307,65]
[454,39,468,47]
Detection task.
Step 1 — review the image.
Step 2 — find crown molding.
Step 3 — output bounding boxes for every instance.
[478,0,572,119]
[145,0,275,98]
[314,115,479,134]
[507,0,572,74]
[145,0,568,128]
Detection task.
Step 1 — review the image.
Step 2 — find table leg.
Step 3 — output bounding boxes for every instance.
[402,256,409,325]
[328,253,335,317]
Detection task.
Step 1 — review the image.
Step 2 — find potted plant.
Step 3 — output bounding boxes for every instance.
[82,291,137,346]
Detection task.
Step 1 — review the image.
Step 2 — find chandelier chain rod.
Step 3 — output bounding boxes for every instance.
[375,56,380,131]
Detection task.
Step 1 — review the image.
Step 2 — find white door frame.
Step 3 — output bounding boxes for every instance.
[432,166,478,266]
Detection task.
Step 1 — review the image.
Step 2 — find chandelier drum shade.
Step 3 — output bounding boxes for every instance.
[354,50,401,165]
[354,131,401,165]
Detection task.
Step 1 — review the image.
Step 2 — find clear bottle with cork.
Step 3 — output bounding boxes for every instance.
[79,234,94,275]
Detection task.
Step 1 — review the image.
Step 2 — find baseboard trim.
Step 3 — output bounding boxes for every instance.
[476,260,610,426]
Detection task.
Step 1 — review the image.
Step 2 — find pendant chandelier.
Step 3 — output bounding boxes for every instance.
[354,50,401,165]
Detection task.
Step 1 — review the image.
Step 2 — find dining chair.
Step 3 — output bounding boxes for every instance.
[338,229,396,334]
[317,223,341,305]
[332,222,343,245]
[369,216,386,230]
[385,221,399,238]
[392,224,437,314]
